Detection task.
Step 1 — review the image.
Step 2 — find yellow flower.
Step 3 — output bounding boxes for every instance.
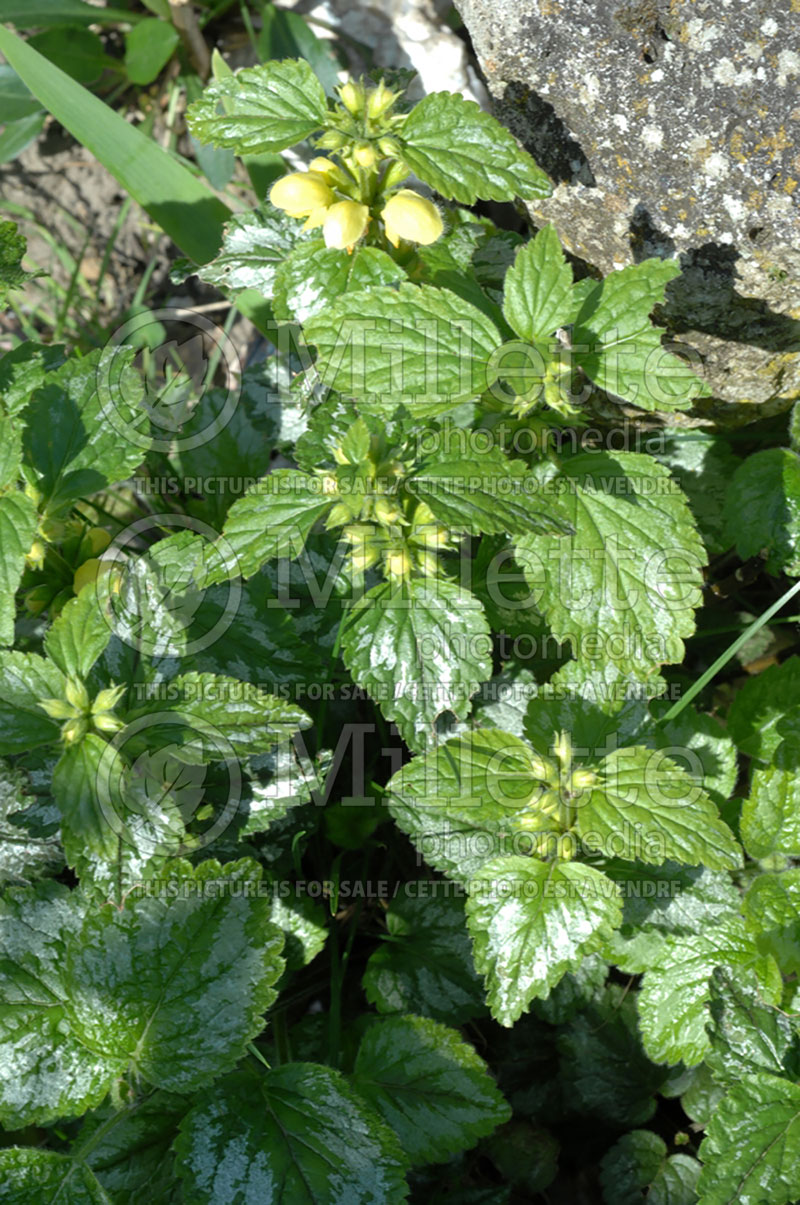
[25,539,46,571]
[72,558,111,595]
[382,190,443,247]
[322,201,369,250]
[269,171,335,219]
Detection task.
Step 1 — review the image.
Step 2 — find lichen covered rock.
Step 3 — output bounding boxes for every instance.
[455,0,800,421]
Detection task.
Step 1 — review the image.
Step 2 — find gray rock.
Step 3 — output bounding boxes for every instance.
[455,0,800,423]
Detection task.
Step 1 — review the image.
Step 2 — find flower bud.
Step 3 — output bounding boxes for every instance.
[367,81,398,120]
[382,190,443,248]
[308,156,346,185]
[39,697,77,721]
[373,496,403,526]
[65,677,90,713]
[411,525,449,550]
[316,129,347,151]
[349,544,380,574]
[62,717,88,746]
[570,768,597,792]
[338,81,364,116]
[385,549,413,579]
[322,201,369,250]
[319,473,339,496]
[93,684,126,714]
[269,171,335,219]
[377,137,402,159]
[353,142,378,168]
[325,503,353,529]
[93,711,124,735]
[414,550,441,578]
[553,730,572,766]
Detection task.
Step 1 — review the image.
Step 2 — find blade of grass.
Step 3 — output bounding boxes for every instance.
[0,25,275,332]
[662,577,800,722]
[0,24,229,266]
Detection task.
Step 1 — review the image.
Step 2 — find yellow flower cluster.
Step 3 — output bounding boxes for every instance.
[269,163,443,252]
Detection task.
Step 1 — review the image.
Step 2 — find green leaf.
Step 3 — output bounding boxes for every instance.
[387,728,547,881]
[724,448,800,576]
[257,6,341,95]
[408,444,573,537]
[502,225,575,343]
[726,657,800,763]
[205,469,334,583]
[533,952,607,1025]
[0,863,284,1126]
[522,661,651,757]
[398,91,551,204]
[572,259,709,410]
[52,733,124,867]
[704,967,800,1085]
[0,26,231,268]
[43,587,112,679]
[195,202,314,298]
[636,915,781,1066]
[341,578,492,751]
[274,241,404,323]
[0,218,39,300]
[351,1015,510,1165]
[0,1148,111,1204]
[23,347,149,511]
[741,870,800,975]
[600,1130,665,1205]
[174,1063,410,1203]
[0,491,36,646]
[362,894,486,1024]
[0,879,110,1128]
[740,756,800,860]
[649,429,741,556]
[191,575,322,690]
[305,283,502,412]
[186,59,328,153]
[172,365,280,527]
[576,746,742,870]
[74,1092,185,1204]
[599,1130,700,1205]
[0,66,41,122]
[605,862,741,974]
[124,18,180,86]
[67,860,285,1094]
[697,1073,800,1205]
[652,703,739,807]
[0,650,64,754]
[29,26,110,84]
[559,985,668,1128]
[0,760,61,885]
[516,452,706,674]
[0,341,64,417]
[465,855,622,1026]
[0,0,142,24]
[129,671,311,759]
